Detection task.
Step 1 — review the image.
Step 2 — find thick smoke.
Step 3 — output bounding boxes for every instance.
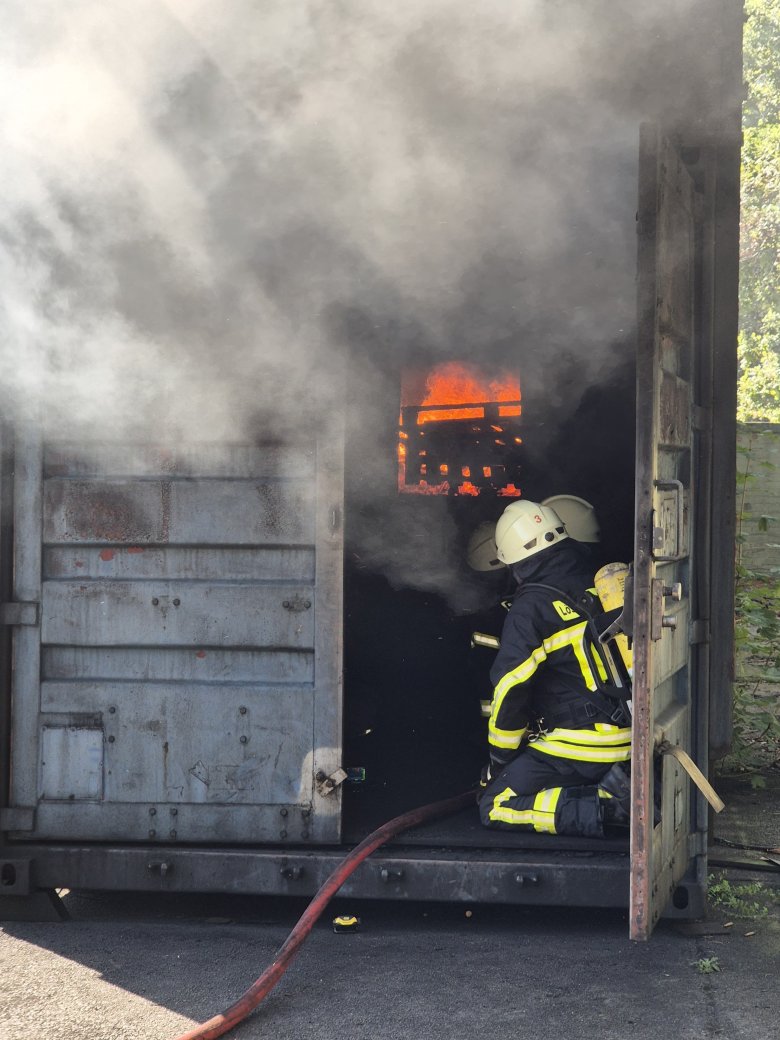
[0,0,734,596]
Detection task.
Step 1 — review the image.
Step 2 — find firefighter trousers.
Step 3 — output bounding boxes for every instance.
[478,746,616,838]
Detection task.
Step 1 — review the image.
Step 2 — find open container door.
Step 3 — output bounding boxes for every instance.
[4,423,344,846]
[631,125,705,939]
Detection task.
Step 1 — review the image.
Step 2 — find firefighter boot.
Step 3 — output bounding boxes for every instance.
[598,762,662,828]
[598,763,631,827]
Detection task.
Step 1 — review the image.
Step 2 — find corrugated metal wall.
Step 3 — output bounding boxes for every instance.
[8,434,344,844]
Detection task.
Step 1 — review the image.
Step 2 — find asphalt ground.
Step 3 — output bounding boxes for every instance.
[1,773,779,1040]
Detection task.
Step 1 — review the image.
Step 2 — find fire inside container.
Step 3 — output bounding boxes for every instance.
[398,362,522,497]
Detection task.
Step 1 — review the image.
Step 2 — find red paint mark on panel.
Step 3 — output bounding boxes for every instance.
[195,651,207,659]
[99,549,115,561]
[74,560,85,568]
[127,546,144,554]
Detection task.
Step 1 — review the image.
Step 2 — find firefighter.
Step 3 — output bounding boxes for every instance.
[477,499,632,837]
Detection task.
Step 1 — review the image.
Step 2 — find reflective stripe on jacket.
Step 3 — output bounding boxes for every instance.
[487,542,630,769]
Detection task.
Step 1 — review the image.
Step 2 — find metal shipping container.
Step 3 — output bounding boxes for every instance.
[0,3,743,939]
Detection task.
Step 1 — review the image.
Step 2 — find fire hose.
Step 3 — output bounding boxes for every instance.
[170,789,474,1040]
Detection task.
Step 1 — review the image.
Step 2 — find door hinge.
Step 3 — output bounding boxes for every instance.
[690,619,710,645]
[315,768,348,796]
[692,404,711,431]
[0,602,39,626]
[688,832,707,858]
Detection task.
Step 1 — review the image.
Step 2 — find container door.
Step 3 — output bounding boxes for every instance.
[631,125,704,938]
[6,426,344,844]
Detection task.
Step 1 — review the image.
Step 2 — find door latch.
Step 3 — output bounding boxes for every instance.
[650,579,683,641]
[315,768,348,796]
[652,479,687,561]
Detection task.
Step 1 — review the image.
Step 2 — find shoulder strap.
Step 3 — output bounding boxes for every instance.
[516,582,632,725]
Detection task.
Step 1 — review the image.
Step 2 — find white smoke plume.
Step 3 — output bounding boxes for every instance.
[0,1,737,598]
[0,0,725,438]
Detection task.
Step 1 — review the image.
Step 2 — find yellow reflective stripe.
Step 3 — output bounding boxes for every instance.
[488,646,547,749]
[532,786,562,832]
[491,647,547,706]
[542,621,600,691]
[489,614,615,749]
[545,726,631,746]
[488,786,562,832]
[530,737,631,763]
[488,725,528,750]
[590,642,608,682]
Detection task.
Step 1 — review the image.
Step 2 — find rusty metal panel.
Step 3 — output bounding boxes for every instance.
[7,430,344,845]
[43,545,315,582]
[43,478,315,545]
[632,126,703,939]
[39,683,314,809]
[44,442,315,480]
[40,726,104,801]
[28,801,314,845]
[8,425,43,812]
[42,646,314,684]
[41,581,315,647]
[659,372,691,449]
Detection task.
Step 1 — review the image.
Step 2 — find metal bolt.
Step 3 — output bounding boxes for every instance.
[170,808,178,816]
[240,735,248,744]
[280,808,288,818]
[315,770,326,783]
[173,598,181,607]
[514,873,539,886]
[108,706,116,714]
[107,735,115,743]
[280,829,287,839]
[169,829,177,839]
[149,808,157,816]
[304,600,311,609]
[283,600,290,609]
[239,706,247,715]
[152,597,159,606]
[149,829,156,838]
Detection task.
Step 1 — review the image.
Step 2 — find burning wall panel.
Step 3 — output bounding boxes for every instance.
[398,361,522,497]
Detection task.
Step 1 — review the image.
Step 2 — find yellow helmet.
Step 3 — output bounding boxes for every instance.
[494,500,568,566]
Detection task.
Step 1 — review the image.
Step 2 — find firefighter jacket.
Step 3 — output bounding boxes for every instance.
[487,541,631,773]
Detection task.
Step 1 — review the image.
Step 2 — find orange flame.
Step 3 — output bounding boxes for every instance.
[398,362,521,497]
[411,362,521,423]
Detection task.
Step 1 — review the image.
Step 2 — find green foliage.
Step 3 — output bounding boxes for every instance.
[708,874,770,920]
[723,427,780,773]
[739,1,780,421]
[692,956,721,975]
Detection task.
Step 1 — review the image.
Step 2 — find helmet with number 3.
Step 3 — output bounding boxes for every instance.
[494,499,568,565]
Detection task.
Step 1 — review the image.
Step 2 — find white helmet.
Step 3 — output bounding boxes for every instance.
[541,495,600,544]
[466,521,504,571]
[494,500,568,565]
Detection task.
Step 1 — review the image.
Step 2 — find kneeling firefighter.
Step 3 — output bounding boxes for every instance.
[478,499,631,837]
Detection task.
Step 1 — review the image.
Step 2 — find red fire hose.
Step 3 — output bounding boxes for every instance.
[170,789,475,1040]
